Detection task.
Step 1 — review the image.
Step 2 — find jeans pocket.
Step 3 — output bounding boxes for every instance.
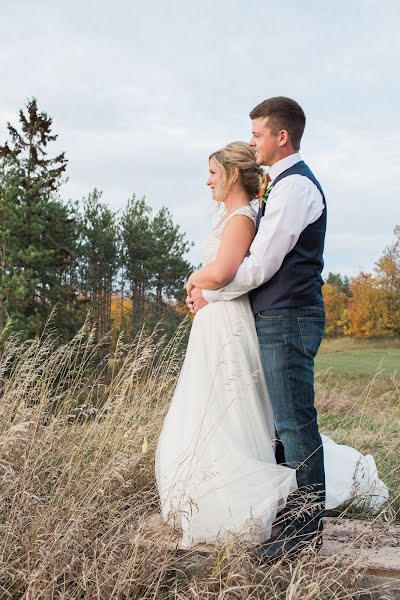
[297,317,325,359]
[256,313,286,345]
[300,305,325,312]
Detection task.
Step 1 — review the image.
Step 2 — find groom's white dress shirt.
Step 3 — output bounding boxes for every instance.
[202,152,324,303]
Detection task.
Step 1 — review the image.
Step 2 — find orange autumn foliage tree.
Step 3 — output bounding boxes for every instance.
[349,227,400,338]
[348,273,386,338]
[323,226,399,338]
[322,283,350,337]
[110,294,133,351]
[373,226,400,336]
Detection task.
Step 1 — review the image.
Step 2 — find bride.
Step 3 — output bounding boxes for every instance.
[155,141,388,551]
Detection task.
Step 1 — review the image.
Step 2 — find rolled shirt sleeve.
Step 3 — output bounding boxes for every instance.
[202,175,324,303]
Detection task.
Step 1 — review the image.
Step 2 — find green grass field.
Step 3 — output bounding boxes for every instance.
[316,347,400,374]
[314,337,400,520]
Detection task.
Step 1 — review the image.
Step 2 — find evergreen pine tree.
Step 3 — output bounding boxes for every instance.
[78,189,119,358]
[120,195,153,323]
[149,206,192,306]
[0,98,79,339]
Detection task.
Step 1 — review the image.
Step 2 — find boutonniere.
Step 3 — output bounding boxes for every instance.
[262,185,273,205]
[258,173,272,205]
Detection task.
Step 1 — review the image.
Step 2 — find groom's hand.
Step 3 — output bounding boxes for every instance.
[191,286,208,313]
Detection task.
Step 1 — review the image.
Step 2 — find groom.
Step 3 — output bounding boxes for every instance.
[188,96,327,561]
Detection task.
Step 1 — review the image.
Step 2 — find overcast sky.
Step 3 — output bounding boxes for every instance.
[1,0,399,275]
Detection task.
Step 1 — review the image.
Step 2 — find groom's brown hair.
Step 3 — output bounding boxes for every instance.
[250,97,306,151]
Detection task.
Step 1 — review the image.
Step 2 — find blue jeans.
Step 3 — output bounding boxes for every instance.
[255,305,326,533]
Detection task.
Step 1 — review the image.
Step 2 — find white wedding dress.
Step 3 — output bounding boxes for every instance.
[155,205,388,549]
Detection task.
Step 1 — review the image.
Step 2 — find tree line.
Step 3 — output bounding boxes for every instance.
[323,226,400,337]
[0,99,193,356]
[1,99,398,349]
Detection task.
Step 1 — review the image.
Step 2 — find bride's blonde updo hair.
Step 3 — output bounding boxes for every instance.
[209,141,263,202]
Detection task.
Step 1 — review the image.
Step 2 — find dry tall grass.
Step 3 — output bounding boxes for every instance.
[0,319,398,599]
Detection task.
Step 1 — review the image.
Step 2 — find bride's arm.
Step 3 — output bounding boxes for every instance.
[187,215,255,291]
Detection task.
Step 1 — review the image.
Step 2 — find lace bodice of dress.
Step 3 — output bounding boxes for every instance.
[201,205,257,266]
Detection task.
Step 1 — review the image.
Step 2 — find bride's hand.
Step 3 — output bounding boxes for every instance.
[186,294,195,314]
[185,276,195,313]
[191,287,208,313]
[186,275,195,296]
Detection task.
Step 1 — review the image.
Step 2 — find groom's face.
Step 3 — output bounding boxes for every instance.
[250,117,280,166]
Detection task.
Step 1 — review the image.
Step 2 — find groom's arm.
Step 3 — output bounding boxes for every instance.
[202,175,324,303]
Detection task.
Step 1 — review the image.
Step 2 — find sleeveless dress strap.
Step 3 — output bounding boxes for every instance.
[226,205,257,226]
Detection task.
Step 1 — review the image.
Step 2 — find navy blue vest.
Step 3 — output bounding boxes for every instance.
[250,161,326,314]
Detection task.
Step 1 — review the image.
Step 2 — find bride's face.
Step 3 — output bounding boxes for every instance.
[207,157,222,201]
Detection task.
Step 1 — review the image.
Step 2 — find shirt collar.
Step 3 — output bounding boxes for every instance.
[268,152,301,183]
